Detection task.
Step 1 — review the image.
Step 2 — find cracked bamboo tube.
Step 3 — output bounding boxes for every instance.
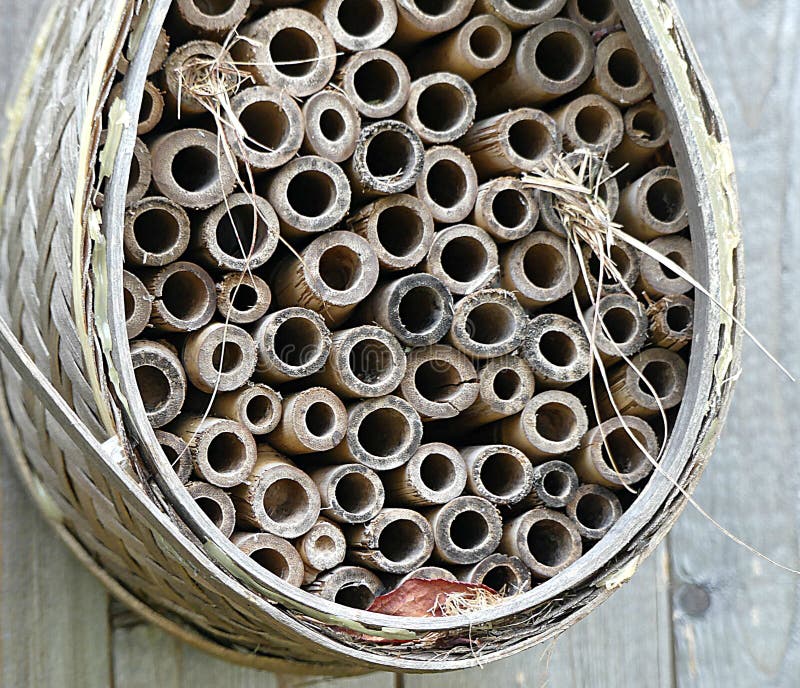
[310,464,385,525]
[267,387,347,454]
[649,295,695,351]
[131,340,187,428]
[383,443,467,507]
[182,322,258,393]
[426,496,503,565]
[345,508,434,574]
[457,355,536,429]
[186,481,236,538]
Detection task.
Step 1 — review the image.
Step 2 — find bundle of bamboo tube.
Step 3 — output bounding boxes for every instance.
[108,0,694,609]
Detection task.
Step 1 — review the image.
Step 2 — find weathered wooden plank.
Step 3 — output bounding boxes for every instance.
[669,1,800,686]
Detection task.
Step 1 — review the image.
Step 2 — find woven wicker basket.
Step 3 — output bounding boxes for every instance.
[0,0,742,674]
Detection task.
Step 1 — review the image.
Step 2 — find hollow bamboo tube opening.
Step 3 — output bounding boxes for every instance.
[182,322,258,393]
[649,295,695,351]
[311,464,385,524]
[118,26,169,76]
[346,508,434,574]
[457,355,536,429]
[567,484,623,540]
[392,0,475,45]
[583,293,649,363]
[455,553,532,595]
[186,481,236,538]
[131,341,187,428]
[347,120,425,197]
[163,40,235,116]
[471,177,539,243]
[144,261,217,333]
[236,9,337,97]
[347,194,435,271]
[211,383,283,435]
[526,460,579,509]
[461,108,560,178]
[156,430,193,484]
[424,224,499,296]
[616,166,688,240]
[265,156,352,239]
[110,80,164,136]
[326,395,424,470]
[499,390,589,459]
[302,90,361,163]
[426,496,503,565]
[123,271,152,339]
[637,236,694,298]
[225,86,305,172]
[384,443,467,507]
[398,566,458,585]
[403,73,477,145]
[124,197,190,268]
[360,273,454,347]
[268,387,347,454]
[311,326,407,399]
[232,532,305,588]
[297,519,347,584]
[273,231,380,327]
[566,0,620,31]
[399,345,479,421]
[216,272,272,325]
[309,0,398,52]
[474,0,567,30]
[119,138,153,209]
[501,508,582,580]
[575,241,641,305]
[589,31,652,107]
[338,49,411,119]
[415,146,479,224]
[307,565,384,608]
[523,313,592,389]
[254,307,332,384]
[448,288,526,360]
[551,94,624,153]
[597,347,688,419]
[462,445,534,506]
[170,0,250,39]
[609,100,670,179]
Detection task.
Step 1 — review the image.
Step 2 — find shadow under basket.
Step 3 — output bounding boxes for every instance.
[0,0,742,675]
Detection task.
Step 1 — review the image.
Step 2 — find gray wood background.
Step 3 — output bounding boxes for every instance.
[2,1,798,685]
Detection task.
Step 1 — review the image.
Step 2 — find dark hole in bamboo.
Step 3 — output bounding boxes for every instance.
[128,155,141,194]
[601,426,648,474]
[535,32,584,82]
[334,584,374,609]
[274,317,323,367]
[231,283,258,311]
[306,401,336,437]
[377,206,424,257]
[124,288,135,320]
[196,0,237,16]
[419,453,456,492]
[482,565,514,593]
[493,369,521,400]
[134,208,181,255]
[589,245,630,281]
[602,307,637,343]
[378,519,423,563]
[417,83,468,133]
[366,130,414,178]
[196,496,224,527]
[140,89,154,122]
[316,535,337,555]
[575,493,615,530]
[647,178,684,223]
[162,271,207,321]
[171,146,217,192]
[212,342,243,373]
[336,472,377,514]
[632,110,665,142]
[358,408,411,456]
[270,28,318,77]
[524,244,565,288]
[207,432,246,474]
[250,548,290,578]
[349,338,393,384]
[450,511,488,550]
[247,394,273,425]
[466,303,515,345]
[239,101,289,152]
[508,119,550,161]
[577,0,614,22]
[264,478,310,523]
[286,170,335,217]
[440,236,488,283]
[659,250,686,280]
[399,286,443,333]
[536,402,577,442]
[539,331,577,367]
[338,0,384,37]
[414,361,460,402]
[216,205,268,259]
[608,48,641,88]
[469,25,503,59]
[318,245,361,291]
[414,0,456,15]
[492,189,528,229]
[527,519,572,567]
[320,109,346,141]
[480,452,524,498]
[638,360,676,398]
[543,471,571,499]
[135,366,170,413]
[575,106,611,144]
[426,160,467,209]
[354,60,400,108]
[667,304,692,332]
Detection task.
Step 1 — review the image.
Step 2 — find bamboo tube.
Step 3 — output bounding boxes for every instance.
[296,519,347,584]
[232,532,305,588]
[143,261,217,333]
[473,0,566,29]
[216,272,272,325]
[162,40,234,116]
[186,481,236,538]
[168,0,250,39]
[383,443,467,507]
[424,224,499,296]
[608,100,670,181]
[124,138,153,208]
[211,383,283,435]
[399,345,479,421]
[573,415,660,489]
[397,566,458,585]
[123,271,152,339]
[587,31,653,107]
[470,177,539,243]
[124,197,190,268]
[110,80,164,135]
[500,508,582,580]
[306,565,383,608]
[267,387,347,454]
[307,0,398,52]
[498,390,589,460]
[566,0,620,31]
[347,194,435,271]
[425,496,503,565]
[574,241,641,305]
[265,156,352,240]
[271,230,380,327]
[171,416,257,488]
[523,313,592,389]
[402,73,476,145]
[310,464,385,524]
[392,0,475,46]
[310,326,407,399]
[345,508,434,574]
[302,90,361,163]
[346,120,425,198]
[524,460,578,509]
[462,445,534,506]
[415,146,479,224]
[460,109,560,179]
[616,167,688,241]
[156,430,193,485]
[457,355,536,429]
[253,307,332,384]
[551,94,624,153]
[596,347,688,419]
[473,19,595,114]
[150,128,237,210]
[224,86,305,172]
[566,484,623,540]
[359,273,454,347]
[583,293,649,364]
[447,288,527,361]
[411,15,511,82]
[182,323,257,394]
[637,236,694,298]
[118,27,169,76]
[131,341,187,428]
[337,50,411,119]
[455,553,532,595]
[325,395,423,470]
[230,446,321,538]
[235,9,337,98]
[649,295,694,351]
